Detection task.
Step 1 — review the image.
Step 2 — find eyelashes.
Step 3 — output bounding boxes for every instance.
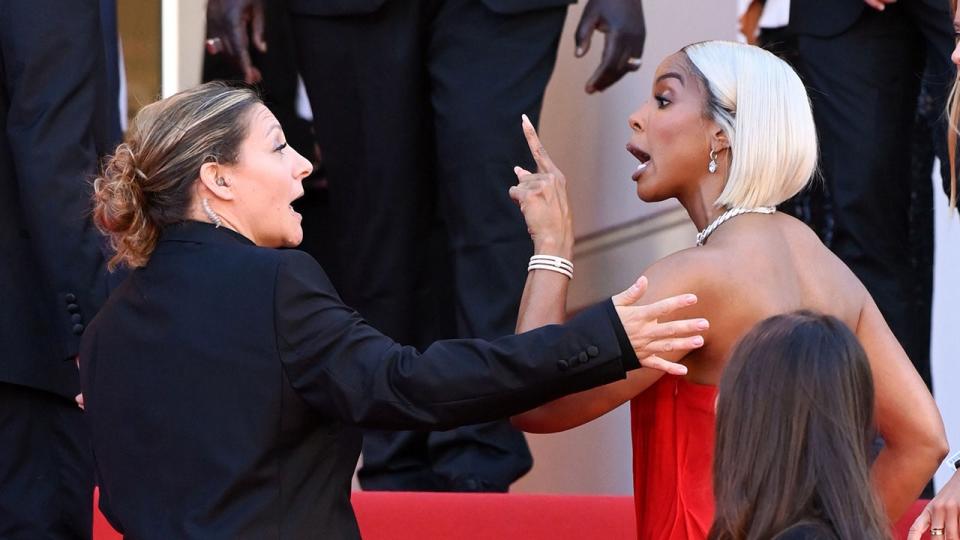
[273,142,288,153]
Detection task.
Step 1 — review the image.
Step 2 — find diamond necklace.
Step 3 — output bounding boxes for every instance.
[696,206,776,246]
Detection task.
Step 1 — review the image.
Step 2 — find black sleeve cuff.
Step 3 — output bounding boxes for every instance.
[603,298,640,371]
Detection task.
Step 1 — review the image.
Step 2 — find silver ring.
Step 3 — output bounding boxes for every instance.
[931,528,945,536]
[205,37,223,55]
[626,57,643,69]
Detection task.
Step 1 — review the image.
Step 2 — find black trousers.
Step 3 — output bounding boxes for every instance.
[791,1,954,392]
[0,383,92,539]
[292,0,566,490]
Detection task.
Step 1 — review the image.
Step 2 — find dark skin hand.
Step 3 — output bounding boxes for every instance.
[206,0,267,84]
[575,0,646,94]
[209,0,643,92]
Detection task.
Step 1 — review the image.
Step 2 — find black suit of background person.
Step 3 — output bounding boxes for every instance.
[787,0,954,402]
[82,220,646,538]
[207,0,647,492]
[0,0,119,537]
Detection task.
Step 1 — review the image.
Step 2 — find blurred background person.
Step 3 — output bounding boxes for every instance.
[0,0,120,537]
[785,0,955,418]
[205,0,649,493]
[710,312,893,540]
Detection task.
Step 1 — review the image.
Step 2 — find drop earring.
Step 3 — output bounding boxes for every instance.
[202,198,223,228]
[708,149,718,174]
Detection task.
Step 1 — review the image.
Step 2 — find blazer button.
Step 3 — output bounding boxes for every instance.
[71,314,83,324]
[578,351,589,364]
[72,324,85,336]
[67,304,80,314]
[557,359,570,371]
[65,293,77,303]
[587,346,599,358]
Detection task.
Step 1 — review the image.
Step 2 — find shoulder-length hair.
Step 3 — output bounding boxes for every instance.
[682,41,818,209]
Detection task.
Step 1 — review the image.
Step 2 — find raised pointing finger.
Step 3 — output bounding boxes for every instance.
[521,114,555,173]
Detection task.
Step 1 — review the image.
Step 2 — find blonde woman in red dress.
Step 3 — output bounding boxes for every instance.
[508,40,946,540]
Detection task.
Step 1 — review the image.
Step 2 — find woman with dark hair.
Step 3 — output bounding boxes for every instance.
[710,311,891,540]
[79,82,708,538]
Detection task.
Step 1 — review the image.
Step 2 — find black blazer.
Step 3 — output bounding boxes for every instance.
[789,0,864,37]
[81,221,640,539]
[0,0,111,398]
[287,0,575,16]
[790,0,952,37]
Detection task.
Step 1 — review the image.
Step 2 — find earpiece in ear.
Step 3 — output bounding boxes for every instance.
[215,177,228,187]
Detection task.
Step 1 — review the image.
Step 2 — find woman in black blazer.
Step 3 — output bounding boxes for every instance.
[80,82,706,539]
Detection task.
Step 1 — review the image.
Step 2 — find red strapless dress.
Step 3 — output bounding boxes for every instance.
[630,374,718,540]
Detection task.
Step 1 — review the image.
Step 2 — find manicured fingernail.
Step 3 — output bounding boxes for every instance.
[521,113,531,125]
[685,294,697,304]
[693,336,704,346]
[676,366,688,375]
[575,46,585,57]
[697,320,709,330]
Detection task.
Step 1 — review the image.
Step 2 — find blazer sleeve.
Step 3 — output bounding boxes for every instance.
[273,249,639,430]
[1,0,109,359]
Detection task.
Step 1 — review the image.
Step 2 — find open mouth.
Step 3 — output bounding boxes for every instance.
[289,191,305,215]
[627,145,652,180]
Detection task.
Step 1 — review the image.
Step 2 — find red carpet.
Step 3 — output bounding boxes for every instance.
[93,489,929,539]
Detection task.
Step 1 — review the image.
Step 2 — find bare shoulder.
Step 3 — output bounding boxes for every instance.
[776,213,870,306]
[637,245,739,329]
[642,246,728,298]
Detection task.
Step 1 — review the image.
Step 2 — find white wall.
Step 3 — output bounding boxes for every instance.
[932,167,960,492]
[161,0,204,96]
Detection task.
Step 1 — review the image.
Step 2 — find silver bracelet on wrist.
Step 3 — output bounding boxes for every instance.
[528,255,573,279]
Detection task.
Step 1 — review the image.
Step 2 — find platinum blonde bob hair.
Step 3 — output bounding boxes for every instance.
[682,41,818,209]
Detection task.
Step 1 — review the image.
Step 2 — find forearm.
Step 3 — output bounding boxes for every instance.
[858,297,948,520]
[275,250,637,430]
[515,240,574,333]
[319,301,633,430]
[873,442,947,521]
